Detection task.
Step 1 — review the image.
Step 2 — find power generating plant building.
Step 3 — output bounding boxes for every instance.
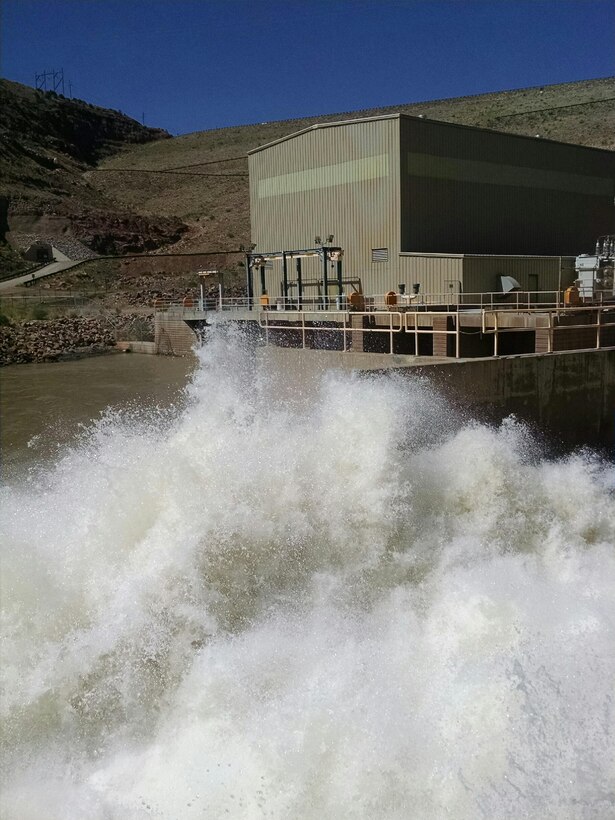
[248,114,615,300]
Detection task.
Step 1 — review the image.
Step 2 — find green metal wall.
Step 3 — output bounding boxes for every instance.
[462,255,576,296]
[399,117,615,256]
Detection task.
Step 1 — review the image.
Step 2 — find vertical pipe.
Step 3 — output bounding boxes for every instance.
[282,253,288,308]
[260,266,266,295]
[246,257,253,310]
[337,258,343,295]
[455,314,460,359]
[322,250,328,309]
[296,258,303,310]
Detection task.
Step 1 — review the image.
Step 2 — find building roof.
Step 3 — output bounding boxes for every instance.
[247,112,615,157]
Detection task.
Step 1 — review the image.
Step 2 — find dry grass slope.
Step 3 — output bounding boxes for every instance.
[91,77,615,254]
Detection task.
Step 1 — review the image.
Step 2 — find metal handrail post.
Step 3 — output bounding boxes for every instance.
[455,313,460,359]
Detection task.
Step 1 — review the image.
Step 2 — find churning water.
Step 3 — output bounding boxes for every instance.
[2,327,614,819]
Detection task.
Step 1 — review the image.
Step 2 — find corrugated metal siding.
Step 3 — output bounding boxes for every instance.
[249,119,400,298]
[399,117,615,256]
[462,256,577,294]
[397,254,463,296]
[249,114,614,299]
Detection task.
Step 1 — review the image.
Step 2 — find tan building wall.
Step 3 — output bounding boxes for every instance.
[249,116,400,300]
[397,253,463,296]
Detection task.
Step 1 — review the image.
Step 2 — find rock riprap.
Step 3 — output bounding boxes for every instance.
[0,316,116,365]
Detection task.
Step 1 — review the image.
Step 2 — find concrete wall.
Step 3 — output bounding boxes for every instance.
[116,341,157,354]
[410,349,615,449]
[154,313,198,356]
[260,345,615,450]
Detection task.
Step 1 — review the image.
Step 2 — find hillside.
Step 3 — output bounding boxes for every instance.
[1,76,613,280]
[0,79,186,255]
[91,76,615,255]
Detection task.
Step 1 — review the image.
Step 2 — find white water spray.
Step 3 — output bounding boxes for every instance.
[2,328,614,819]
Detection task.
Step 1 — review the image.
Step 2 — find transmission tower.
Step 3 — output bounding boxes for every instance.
[35,68,65,94]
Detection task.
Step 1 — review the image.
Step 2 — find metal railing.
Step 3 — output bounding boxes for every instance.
[257,303,615,358]
[153,290,613,314]
[259,310,405,354]
[151,292,615,359]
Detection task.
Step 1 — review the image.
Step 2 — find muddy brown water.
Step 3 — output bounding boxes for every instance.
[1,353,196,481]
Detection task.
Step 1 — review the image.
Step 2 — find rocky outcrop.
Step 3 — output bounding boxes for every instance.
[70,211,187,255]
[0,79,169,168]
[1,79,187,258]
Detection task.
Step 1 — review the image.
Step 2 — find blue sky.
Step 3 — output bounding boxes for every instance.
[2,0,614,135]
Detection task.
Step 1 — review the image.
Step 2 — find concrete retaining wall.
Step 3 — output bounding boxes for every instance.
[154,313,197,356]
[116,341,157,354]
[410,348,615,449]
[260,346,615,450]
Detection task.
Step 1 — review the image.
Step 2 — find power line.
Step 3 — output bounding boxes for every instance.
[164,155,247,170]
[90,168,248,177]
[89,155,248,177]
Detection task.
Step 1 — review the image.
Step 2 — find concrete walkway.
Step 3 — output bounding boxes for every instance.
[0,251,93,291]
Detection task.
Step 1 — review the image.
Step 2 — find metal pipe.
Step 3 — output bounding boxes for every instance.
[455,314,460,359]
[296,257,303,309]
[322,249,328,309]
[245,257,253,310]
[282,253,288,307]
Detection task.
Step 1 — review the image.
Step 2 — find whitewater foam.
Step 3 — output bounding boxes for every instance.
[2,328,614,818]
